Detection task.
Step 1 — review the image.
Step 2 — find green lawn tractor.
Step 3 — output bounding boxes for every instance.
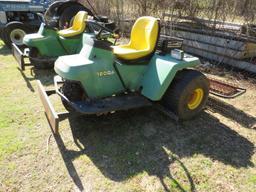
[12,10,117,70]
[37,16,246,133]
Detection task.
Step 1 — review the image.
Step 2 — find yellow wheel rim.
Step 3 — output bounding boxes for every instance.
[187,88,204,110]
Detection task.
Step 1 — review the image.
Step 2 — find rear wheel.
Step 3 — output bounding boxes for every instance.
[29,48,54,70]
[162,69,209,120]
[0,28,4,40]
[4,22,32,48]
[61,81,85,111]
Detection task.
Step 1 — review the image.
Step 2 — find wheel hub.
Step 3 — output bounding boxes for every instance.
[10,29,26,45]
[187,88,204,110]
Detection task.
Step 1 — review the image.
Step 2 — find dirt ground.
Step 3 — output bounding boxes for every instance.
[0,41,255,192]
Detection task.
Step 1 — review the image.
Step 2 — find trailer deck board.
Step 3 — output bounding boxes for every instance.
[184,45,256,73]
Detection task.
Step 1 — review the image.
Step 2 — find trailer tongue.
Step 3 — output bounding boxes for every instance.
[37,75,246,134]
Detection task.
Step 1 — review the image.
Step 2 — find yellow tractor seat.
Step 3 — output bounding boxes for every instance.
[58,11,88,38]
[113,16,159,60]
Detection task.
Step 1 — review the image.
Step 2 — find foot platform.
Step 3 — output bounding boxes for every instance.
[37,77,152,134]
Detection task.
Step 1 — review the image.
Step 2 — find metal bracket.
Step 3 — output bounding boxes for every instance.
[37,76,180,133]
[12,43,32,70]
[38,77,155,133]
[37,80,69,134]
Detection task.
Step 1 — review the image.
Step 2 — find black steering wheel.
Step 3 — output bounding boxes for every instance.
[87,20,120,41]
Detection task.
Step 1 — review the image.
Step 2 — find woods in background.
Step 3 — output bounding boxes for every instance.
[83,0,256,24]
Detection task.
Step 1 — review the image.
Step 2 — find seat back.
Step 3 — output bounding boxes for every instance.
[58,11,88,38]
[129,16,159,52]
[72,11,87,31]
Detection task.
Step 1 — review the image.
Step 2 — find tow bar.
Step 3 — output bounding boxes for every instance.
[37,77,246,134]
[37,77,178,134]
[12,43,31,70]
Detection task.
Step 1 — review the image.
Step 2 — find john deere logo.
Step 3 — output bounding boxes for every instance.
[97,70,115,77]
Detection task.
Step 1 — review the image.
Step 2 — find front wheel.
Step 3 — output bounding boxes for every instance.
[0,28,4,40]
[162,69,209,120]
[29,48,54,70]
[61,81,85,111]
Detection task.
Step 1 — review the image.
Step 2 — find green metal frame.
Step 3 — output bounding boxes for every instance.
[23,23,84,57]
[37,78,179,134]
[141,54,199,100]
[54,33,200,101]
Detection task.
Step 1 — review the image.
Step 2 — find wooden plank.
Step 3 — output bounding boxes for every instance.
[12,43,25,70]
[245,43,256,57]
[183,45,256,73]
[167,24,256,43]
[183,39,253,59]
[163,13,242,28]
[172,30,247,51]
[37,80,59,134]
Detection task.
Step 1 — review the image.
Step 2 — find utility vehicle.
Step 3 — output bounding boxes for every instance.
[37,16,211,133]
[38,16,246,133]
[12,10,116,70]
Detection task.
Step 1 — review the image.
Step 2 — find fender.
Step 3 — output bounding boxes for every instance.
[23,24,64,56]
[141,54,200,101]
[54,38,124,99]
[23,23,82,56]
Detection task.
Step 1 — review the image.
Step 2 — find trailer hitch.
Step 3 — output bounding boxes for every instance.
[37,80,69,134]
[37,76,179,134]
[12,43,56,70]
[38,75,246,134]
[12,43,31,70]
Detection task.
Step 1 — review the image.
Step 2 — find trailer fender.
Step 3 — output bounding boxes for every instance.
[141,54,200,101]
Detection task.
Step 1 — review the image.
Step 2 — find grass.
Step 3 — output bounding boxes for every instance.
[0,40,255,192]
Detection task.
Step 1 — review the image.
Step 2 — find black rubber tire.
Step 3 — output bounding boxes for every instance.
[1,28,9,45]
[162,69,209,120]
[4,22,33,48]
[59,5,87,29]
[29,48,54,70]
[61,81,85,111]
[0,28,4,40]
